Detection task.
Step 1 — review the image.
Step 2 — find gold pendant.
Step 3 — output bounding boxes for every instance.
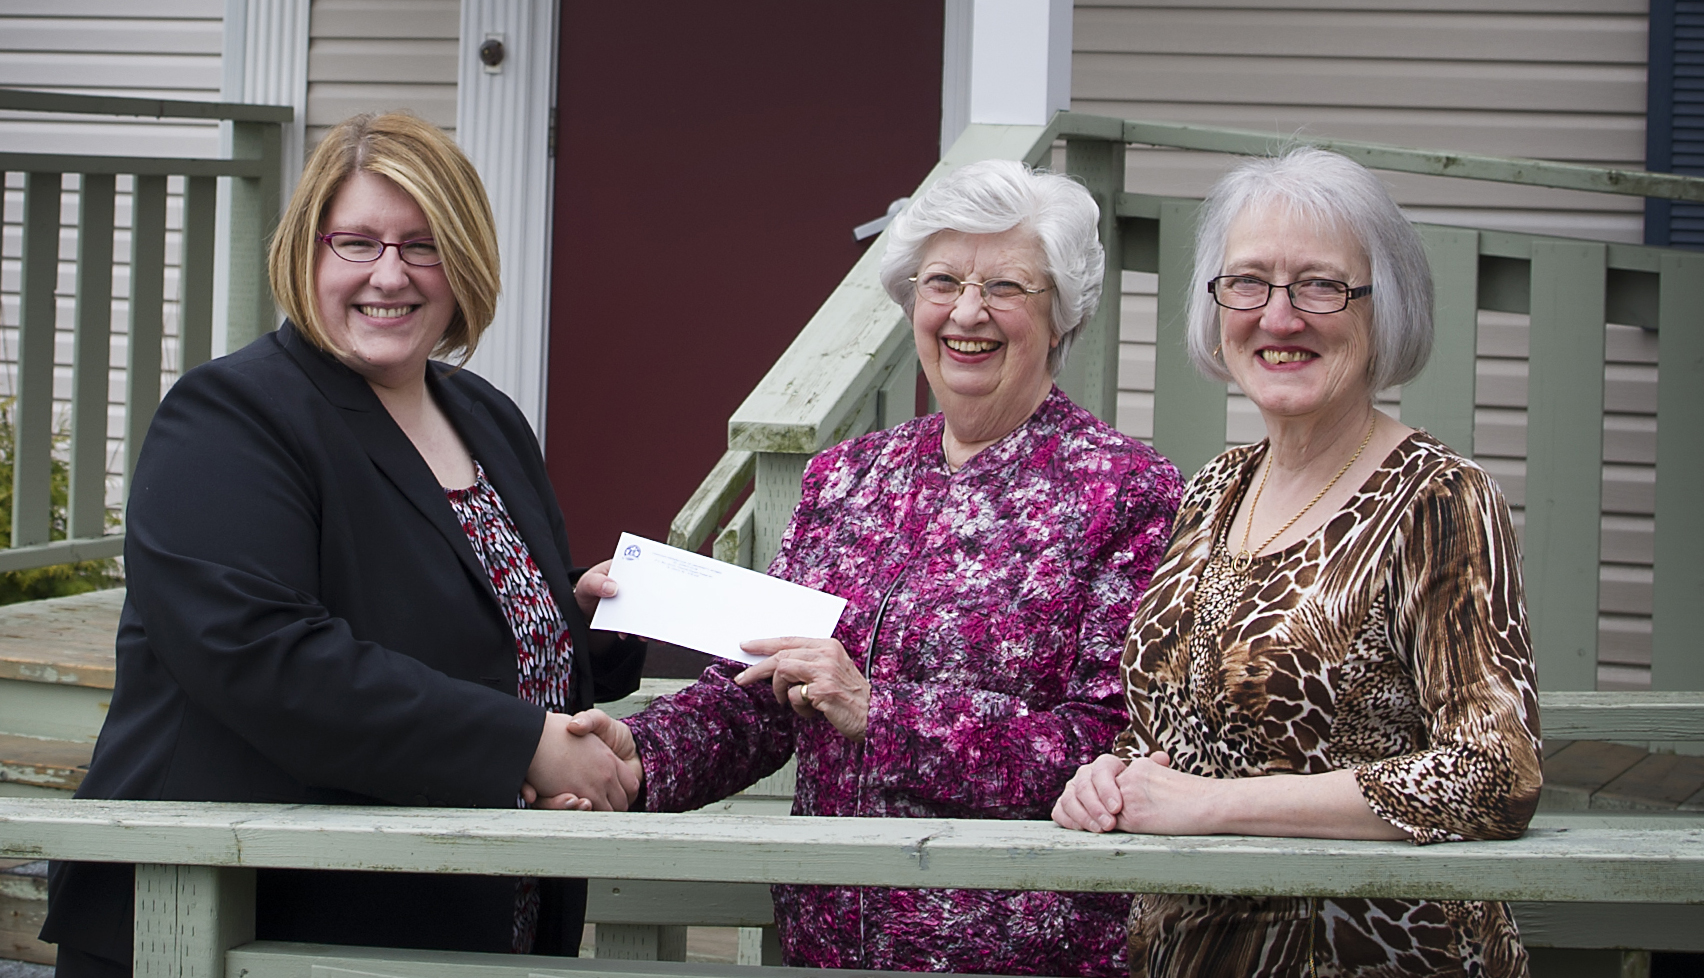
[1231,549,1253,575]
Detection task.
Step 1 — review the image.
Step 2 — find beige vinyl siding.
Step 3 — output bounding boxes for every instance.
[1090,1,1658,690]
[0,0,223,515]
[305,0,459,148]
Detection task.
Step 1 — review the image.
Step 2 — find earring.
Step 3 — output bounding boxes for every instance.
[1212,342,1223,361]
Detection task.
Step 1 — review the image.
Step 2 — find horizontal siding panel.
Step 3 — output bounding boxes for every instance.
[1074,54,1646,113]
[1086,102,1646,163]
[306,39,458,85]
[1469,409,1655,463]
[1075,10,1647,64]
[0,0,217,14]
[1469,361,1656,412]
[1600,564,1651,615]
[1077,0,1645,12]
[0,17,221,55]
[1599,615,1650,666]
[1602,514,1653,565]
[0,52,219,92]
[309,0,461,39]
[1471,459,1654,516]
[305,84,457,128]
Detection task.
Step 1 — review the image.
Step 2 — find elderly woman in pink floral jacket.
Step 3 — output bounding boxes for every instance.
[565,160,1181,976]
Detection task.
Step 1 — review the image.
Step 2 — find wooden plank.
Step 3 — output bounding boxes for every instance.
[0,678,110,743]
[135,863,254,978]
[751,453,807,575]
[1523,240,1605,691]
[0,535,124,574]
[666,450,753,554]
[1513,901,1704,952]
[1,801,1700,905]
[1540,692,1704,741]
[70,171,116,540]
[13,172,62,551]
[1149,198,1222,477]
[231,940,976,978]
[0,88,292,123]
[0,152,267,178]
[1595,754,1704,811]
[596,924,687,962]
[711,497,755,570]
[1650,251,1704,692]
[1404,225,1478,454]
[179,174,217,371]
[585,880,772,927]
[1054,115,1704,203]
[1542,741,1648,813]
[126,173,167,483]
[0,732,90,792]
[225,120,282,351]
[0,863,52,966]
[1059,136,1123,424]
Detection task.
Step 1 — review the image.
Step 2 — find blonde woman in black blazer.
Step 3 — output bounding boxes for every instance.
[43,113,645,976]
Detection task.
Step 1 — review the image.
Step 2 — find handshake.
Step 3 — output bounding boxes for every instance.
[521,709,641,811]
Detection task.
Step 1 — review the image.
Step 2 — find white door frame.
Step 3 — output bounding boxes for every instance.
[456,0,560,438]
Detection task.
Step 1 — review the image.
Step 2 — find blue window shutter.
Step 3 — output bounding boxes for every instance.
[1648,0,1704,249]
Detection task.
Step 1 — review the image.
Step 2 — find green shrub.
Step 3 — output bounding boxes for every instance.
[0,399,124,605]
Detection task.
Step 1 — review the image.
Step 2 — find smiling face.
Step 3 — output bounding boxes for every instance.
[1218,203,1375,423]
[314,170,457,390]
[911,228,1058,435]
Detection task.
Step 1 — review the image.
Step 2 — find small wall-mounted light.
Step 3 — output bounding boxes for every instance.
[480,34,506,74]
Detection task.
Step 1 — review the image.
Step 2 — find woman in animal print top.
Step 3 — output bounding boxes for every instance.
[1053,148,1542,978]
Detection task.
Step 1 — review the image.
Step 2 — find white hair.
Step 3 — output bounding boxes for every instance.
[1186,147,1434,392]
[879,159,1104,375]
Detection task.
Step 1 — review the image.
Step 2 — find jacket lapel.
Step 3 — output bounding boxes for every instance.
[429,370,573,594]
[276,323,498,603]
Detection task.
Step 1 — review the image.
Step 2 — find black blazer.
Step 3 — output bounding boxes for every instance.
[43,322,644,961]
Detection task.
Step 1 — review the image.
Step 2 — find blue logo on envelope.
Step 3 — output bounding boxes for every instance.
[622,544,642,561]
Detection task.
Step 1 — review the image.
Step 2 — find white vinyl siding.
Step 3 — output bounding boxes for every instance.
[305,0,459,148]
[1089,0,1658,690]
[0,0,224,514]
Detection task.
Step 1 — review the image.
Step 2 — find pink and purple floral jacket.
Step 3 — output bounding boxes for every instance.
[625,387,1181,976]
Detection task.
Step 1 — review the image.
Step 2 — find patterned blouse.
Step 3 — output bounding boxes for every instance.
[1114,432,1542,978]
[625,387,1182,977]
[445,462,575,954]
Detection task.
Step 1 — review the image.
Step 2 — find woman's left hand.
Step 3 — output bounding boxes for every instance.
[574,559,618,619]
[736,636,870,741]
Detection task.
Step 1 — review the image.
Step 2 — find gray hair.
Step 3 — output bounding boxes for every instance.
[1186,147,1434,393]
[879,159,1104,375]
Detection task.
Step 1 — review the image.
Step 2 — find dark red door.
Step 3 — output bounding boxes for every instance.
[547,1,943,571]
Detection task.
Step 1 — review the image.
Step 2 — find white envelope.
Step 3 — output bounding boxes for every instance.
[589,533,848,665]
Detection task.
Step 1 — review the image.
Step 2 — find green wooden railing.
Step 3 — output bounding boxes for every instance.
[672,112,1704,697]
[0,88,291,573]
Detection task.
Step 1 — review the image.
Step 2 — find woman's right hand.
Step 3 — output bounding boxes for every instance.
[524,711,640,811]
[527,710,643,811]
[1052,753,1132,832]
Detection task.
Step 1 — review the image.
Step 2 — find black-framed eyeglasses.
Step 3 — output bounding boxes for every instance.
[318,231,442,267]
[910,272,1049,311]
[1207,275,1371,314]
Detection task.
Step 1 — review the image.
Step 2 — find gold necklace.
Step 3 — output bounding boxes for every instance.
[1231,414,1377,575]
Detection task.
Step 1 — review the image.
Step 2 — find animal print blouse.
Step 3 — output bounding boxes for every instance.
[1113,431,1542,978]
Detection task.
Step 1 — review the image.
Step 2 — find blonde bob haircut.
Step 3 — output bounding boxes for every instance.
[269,112,501,362]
